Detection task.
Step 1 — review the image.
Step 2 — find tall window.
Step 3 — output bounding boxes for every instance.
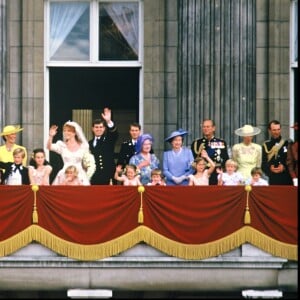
[290,0,298,138]
[47,1,141,63]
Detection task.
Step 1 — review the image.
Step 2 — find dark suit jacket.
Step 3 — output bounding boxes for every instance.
[0,162,30,185]
[88,125,118,185]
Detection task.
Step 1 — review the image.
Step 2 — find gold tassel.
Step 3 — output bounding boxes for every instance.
[31,185,39,224]
[244,185,252,224]
[138,208,144,224]
[244,208,251,224]
[137,185,145,224]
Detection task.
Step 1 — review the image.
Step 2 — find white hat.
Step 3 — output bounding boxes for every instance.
[235,124,261,137]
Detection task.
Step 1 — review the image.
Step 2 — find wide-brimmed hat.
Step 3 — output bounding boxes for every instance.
[0,125,23,136]
[235,124,261,137]
[290,122,298,130]
[165,128,188,142]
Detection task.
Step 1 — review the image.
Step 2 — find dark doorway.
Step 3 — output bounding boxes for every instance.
[49,67,139,182]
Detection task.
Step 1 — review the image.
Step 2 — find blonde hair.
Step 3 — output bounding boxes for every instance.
[192,157,207,169]
[65,165,78,176]
[13,147,26,158]
[225,159,238,169]
[151,168,163,178]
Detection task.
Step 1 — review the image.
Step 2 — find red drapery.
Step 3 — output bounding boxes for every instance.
[0,185,297,261]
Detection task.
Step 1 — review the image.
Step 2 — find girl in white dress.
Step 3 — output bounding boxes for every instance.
[217,159,244,186]
[28,148,52,185]
[188,151,215,186]
[47,121,95,185]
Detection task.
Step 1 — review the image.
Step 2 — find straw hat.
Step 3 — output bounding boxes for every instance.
[165,129,188,142]
[235,124,261,137]
[0,125,23,136]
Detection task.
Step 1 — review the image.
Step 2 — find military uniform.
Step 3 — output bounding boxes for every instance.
[191,136,229,185]
[117,140,137,168]
[89,125,118,185]
[261,137,292,185]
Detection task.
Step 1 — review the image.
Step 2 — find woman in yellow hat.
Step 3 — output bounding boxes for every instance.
[0,125,27,165]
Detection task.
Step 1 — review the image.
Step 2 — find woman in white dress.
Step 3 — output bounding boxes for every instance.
[232,124,262,184]
[47,121,95,185]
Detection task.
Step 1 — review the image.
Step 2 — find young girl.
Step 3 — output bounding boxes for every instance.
[147,168,166,186]
[217,159,244,186]
[250,167,269,186]
[28,148,52,185]
[114,164,142,186]
[188,153,215,186]
[59,165,82,186]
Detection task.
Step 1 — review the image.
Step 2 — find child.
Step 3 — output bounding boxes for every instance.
[0,148,30,185]
[147,168,166,186]
[59,165,82,186]
[250,167,269,186]
[114,164,142,186]
[216,159,244,186]
[28,148,52,185]
[188,153,215,186]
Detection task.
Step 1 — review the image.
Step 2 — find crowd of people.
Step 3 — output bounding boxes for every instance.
[0,109,298,187]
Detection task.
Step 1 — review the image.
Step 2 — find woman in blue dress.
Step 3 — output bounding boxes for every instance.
[129,134,160,185]
[163,129,194,185]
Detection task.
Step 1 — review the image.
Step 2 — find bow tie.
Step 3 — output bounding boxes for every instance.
[12,164,23,173]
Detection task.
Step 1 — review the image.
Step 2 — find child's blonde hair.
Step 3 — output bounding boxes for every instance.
[225,159,238,169]
[192,157,207,169]
[124,164,138,175]
[151,168,163,178]
[13,148,26,158]
[65,165,78,176]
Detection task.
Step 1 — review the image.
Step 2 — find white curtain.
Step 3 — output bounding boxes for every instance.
[102,2,139,56]
[50,2,88,58]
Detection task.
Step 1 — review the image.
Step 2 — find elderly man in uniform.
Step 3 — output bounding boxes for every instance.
[191,119,229,185]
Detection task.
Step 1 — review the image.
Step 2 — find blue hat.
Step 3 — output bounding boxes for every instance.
[165,129,188,142]
[135,133,153,153]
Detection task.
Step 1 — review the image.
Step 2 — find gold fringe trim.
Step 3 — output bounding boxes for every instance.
[0,227,34,257]
[0,225,297,261]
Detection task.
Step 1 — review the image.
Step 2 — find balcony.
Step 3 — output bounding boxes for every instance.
[0,185,297,298]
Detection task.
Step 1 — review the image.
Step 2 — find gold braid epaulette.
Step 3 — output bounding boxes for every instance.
[194,141,205,158]
[263,139,285,162]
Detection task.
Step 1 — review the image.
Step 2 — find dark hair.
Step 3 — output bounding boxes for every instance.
[29,148,50,168]
[268,120,281,129]
[129,122,141,130]
[92,118,107,127]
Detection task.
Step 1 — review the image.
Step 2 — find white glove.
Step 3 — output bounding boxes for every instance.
[172,175,187,184]
[172,176,181,184]
[293,178,298,186]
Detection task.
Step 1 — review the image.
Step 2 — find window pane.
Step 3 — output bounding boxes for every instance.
[50,2,90,61]
[99,2,139,61]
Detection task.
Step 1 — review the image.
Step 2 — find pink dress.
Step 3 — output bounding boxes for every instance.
[189,170,210,186]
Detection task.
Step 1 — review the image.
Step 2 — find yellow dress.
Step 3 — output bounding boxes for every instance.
[231,142,261,181]
[0,144,27,166]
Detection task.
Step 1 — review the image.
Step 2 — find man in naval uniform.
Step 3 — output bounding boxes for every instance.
[89,108,118,185]
[116,122,141,169]
[191,119,229,185]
